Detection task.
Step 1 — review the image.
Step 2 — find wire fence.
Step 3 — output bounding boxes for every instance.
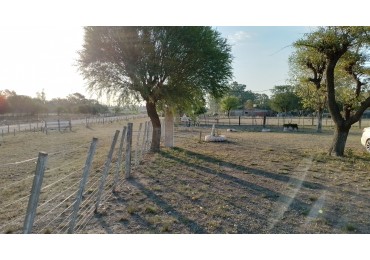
[0,113,147,140]
[2,112,368,234]
[195,116,370,129]
[0,119,155,234]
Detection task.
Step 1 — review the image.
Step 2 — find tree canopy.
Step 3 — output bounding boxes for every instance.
[78,26,233,151]
[294,26,370,156]
[289,46,327,131]
[269,85,301,113]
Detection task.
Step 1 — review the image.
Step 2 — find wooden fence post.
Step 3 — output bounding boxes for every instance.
[69,119,72,131]
[112,126,127,192]
[95,130,120,213]
[23,152,48,234]
[125,123,133,179]
[68,138,98,234]
[45,121,48,135]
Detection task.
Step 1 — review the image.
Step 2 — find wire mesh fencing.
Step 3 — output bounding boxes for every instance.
[0,120,153,234]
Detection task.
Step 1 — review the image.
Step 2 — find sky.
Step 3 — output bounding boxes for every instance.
[1,1,368,104]
[0,26,313,101]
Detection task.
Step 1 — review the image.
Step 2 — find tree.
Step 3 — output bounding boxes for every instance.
[254,93,270,110]
[0,90,10,114]
[220,95,239,124]
[269,85,301,114]
[289,47,327,132]
[78,26,233,152]
[295,26,370,156]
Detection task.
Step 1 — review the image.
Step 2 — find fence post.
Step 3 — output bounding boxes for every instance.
[45,121,48,135]
[140,121,148,160]
[68,138,98,234]
[8,124,9,133]
[146,122,152,152]
[112,126,127,192]
[135,123,143,166]
[95,130,120,213]
[23,152,48,234]
[125,123,133,179]
[69,119,72,131]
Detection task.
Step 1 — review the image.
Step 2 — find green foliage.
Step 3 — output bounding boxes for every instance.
[269,85,301,113]
[294,26,370,156]
[0,89,109,116]
[220,95,239,117]
[289,46,327,113]
[78,26,233,108]
[78,26,233,152]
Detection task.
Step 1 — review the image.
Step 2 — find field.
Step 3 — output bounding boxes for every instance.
[1,117,370,234]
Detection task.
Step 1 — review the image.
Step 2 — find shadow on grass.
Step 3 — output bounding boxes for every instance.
[167,147,325,190]
[127,179,207,234]
[160,148,315,215]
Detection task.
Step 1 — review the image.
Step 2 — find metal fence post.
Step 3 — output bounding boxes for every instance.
[68,138,98,234]
[113,127,127,192]
[125,123,133,179]
[23,152,48,234]
[140,121,148,160]
[134,123,143,166]
[95,130,120,213]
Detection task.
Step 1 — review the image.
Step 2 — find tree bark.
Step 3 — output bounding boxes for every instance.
[146,101,161,152]
[328,124,351,156]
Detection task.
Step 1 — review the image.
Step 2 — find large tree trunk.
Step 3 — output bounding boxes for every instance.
[326,58,348,156]
[328,124,351,156]
[146,101,161,152]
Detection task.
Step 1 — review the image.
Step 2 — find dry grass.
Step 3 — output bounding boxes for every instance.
[1,120,369,234]
[83,124,370,234]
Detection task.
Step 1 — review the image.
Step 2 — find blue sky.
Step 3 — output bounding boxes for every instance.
[0,26,313,100]
[217,26,312,95]
[0,0,366,101]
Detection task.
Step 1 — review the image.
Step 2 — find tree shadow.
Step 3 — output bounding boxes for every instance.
[127,179,207,234]
[166,147,325,190]
[161,149,323,215]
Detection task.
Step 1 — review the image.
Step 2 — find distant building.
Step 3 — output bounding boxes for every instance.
[230,109,271,117]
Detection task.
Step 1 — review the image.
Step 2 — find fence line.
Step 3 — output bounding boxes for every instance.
[0,119,154,234]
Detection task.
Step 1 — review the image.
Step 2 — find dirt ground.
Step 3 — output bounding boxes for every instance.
[1,119,369,234]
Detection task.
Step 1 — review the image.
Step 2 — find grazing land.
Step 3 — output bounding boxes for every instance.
[1,119,369,234]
